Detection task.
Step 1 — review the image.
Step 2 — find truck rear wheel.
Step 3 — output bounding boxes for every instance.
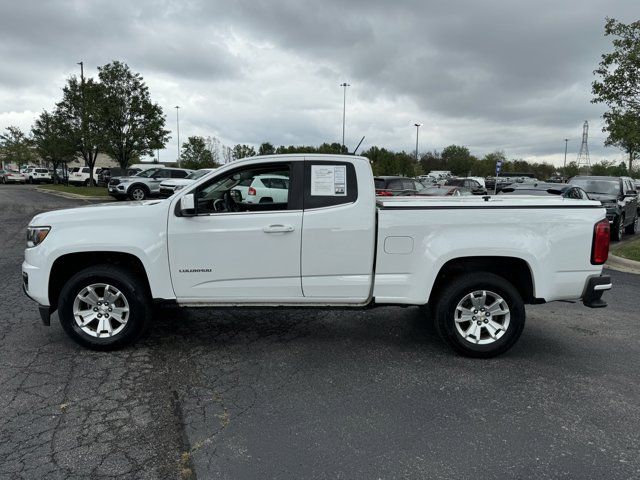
[433,272,525,358]
[57,265,151,350]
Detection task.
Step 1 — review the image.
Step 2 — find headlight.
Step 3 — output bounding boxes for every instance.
[27,226,51,248]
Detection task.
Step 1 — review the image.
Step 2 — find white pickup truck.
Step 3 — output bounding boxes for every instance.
[22,154,612,357]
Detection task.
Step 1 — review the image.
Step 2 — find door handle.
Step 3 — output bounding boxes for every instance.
[263,224,295,233]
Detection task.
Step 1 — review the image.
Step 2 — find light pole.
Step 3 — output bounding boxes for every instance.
[563,138,569,169]
[414,123,422,162]
[340,82,350,152]
[175,106,180,166]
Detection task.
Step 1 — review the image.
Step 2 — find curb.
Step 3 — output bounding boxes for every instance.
[606,253,640,275]
[35,187,111,201]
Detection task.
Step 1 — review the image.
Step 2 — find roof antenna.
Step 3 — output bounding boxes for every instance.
[351,136,365,155]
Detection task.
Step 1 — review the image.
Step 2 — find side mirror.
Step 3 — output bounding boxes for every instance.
[180,193,196,217]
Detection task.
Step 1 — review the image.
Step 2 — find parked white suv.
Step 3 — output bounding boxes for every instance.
[233,174,290,203]
[24,167,52,184]
[108,167,193,200]
[159,168,217,197]
[68,167,102,186]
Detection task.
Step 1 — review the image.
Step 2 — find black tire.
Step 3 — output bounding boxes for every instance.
[128,185,147,201]
[259,197,273,203]
[58,265,151,350]
[1,177,5,184]
[433,272,526,358]
[625,214,638,235]
[612,216,624,241]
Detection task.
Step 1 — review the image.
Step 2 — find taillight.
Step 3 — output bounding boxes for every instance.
[377,190,393,196]
[591,219,610,265]
[248,187,256,196]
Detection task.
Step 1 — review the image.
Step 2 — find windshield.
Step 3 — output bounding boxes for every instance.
[500,189,549,196]
[136,168,160,178]
[570,178,619,195]
[187,169,211,180]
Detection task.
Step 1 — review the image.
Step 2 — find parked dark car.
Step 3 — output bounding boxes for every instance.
[444,177,487,195]
[568,176,638,241]
[499,182,590,200]
[374,176,425,196]
[417,185,472,196]
[98,167,141,187]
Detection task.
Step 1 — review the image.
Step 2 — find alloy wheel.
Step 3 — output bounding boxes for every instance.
[72,283,130,338]
[454,290,510,345]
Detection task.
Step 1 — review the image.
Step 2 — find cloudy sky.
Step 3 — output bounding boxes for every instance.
[0,0,637,166]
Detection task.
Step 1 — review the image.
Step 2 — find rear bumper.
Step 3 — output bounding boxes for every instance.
[582,275,611,308]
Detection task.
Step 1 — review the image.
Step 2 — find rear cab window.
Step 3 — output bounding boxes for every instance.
[303,160,358,209]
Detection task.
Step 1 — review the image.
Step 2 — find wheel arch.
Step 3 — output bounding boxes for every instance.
[428,256,537,306]
[49,251,151,311]
[128,183,150,194]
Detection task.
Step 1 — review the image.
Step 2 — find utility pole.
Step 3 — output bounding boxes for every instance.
[77,61,88,185]
[175,106,180,166]
[340,83,350,152]
[563,138,569,169]
[414,123,422,162]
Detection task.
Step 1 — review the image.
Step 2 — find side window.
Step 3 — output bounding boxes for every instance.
[82,168,89,173]
[401,179,415,190]
[271,178,288,189]
[194,163,294,215]
[579,189,589,200]
[172,170,188,179]
[625,179,635,192]
[388,179,403,190]
[303,161,358,209]
[156,169,171,178]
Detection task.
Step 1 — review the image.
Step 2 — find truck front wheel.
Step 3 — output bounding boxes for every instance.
[433,273,525,358]
[57,265,151,350]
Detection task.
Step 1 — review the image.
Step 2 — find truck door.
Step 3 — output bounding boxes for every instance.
[300,159,377,302]
[167,161,304,301]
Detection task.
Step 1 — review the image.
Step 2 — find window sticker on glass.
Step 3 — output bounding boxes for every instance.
[310,165,347,196]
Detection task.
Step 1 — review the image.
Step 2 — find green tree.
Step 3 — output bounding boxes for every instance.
[590,160,615,176]
[259,142,275,155]
[232,144,256,160]
[0,126,37,168]
[419,150,443,174]
[602,110,640,172]
[592,18,640,172]
[442,145,474,175]
[31,111,76,183]
[56,75,106,186]
[98,61,170,170]
[560,161,580,178]
[179,136,217,169]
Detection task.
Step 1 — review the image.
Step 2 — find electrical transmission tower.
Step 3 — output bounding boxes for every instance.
[576,120,591,174]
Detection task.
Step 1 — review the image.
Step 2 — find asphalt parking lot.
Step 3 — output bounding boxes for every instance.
[1,184,639,479]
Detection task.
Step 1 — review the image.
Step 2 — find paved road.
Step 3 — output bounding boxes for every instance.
[1,185,639,479]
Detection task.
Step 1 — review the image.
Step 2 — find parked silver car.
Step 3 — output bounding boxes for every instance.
[0,169,26,184]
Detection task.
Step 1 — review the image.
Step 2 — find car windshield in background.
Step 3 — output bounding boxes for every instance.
[374,179,386,189]
[500,189,550,196]
[187,170,211,180]
[570,179,619,195]
[136,168,160,178]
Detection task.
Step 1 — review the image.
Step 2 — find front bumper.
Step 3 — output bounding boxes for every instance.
[582,275,612,308]
[22,267,52,325]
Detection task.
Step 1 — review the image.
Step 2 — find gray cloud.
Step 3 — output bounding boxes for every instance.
[0,0,637,165]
